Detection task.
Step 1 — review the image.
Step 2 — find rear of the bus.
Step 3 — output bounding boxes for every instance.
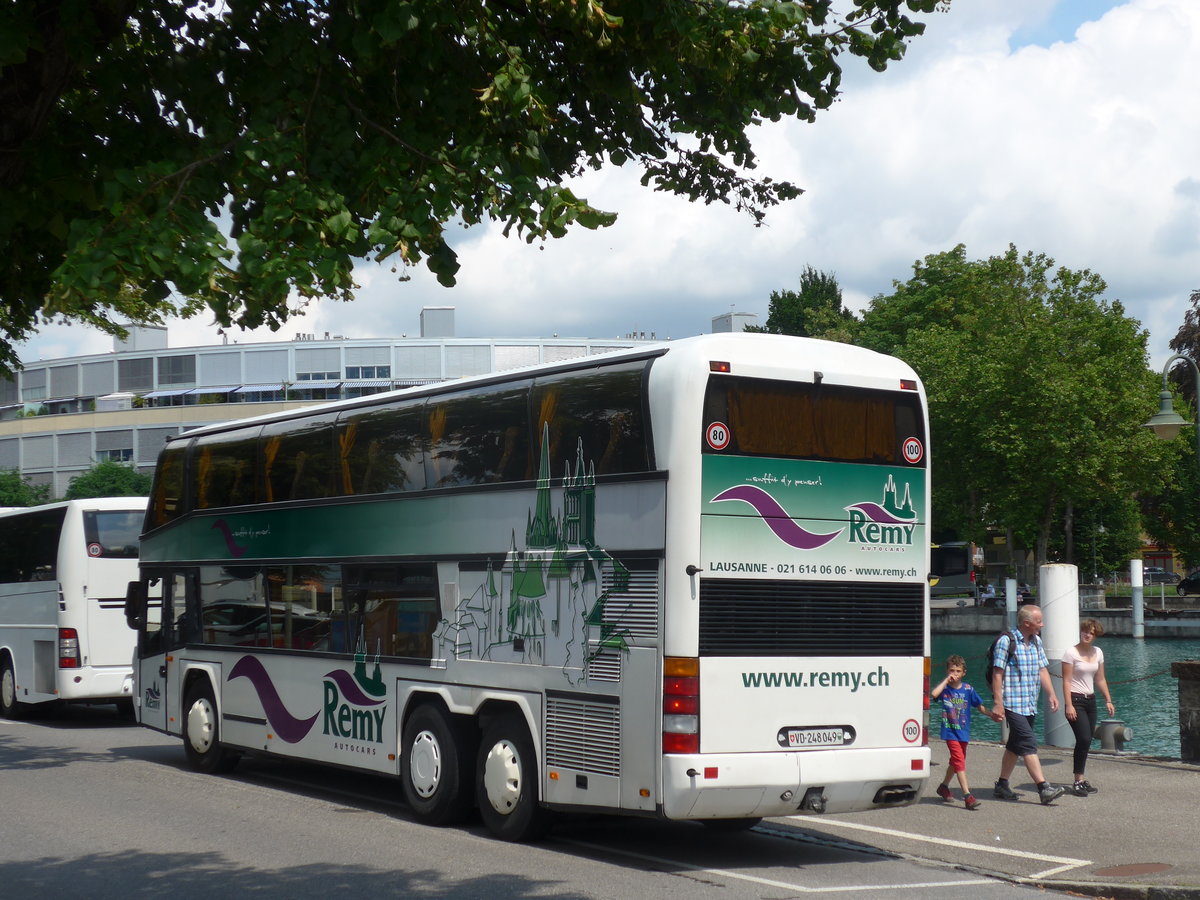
[56,500,146,703]
[655,335,930,822]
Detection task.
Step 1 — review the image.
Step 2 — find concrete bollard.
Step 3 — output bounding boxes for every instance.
[1040,563,1080,749]
[1170,660,1200,762]
[1093,718,1133,752]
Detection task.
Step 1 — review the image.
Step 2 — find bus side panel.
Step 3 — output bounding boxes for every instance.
[197,649,401,776]
[0,583,59,705]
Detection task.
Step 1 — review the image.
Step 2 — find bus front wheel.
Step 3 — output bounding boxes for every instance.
[476,714,549,842]
[183,681,240,774]
[401,704,474,826]
[1,657,28,719]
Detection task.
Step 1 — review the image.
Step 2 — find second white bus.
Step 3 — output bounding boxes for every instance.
[0,497,147,718]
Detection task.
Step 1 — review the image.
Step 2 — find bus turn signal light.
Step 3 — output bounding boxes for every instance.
[663,657,700,754]
[58,627,80,669]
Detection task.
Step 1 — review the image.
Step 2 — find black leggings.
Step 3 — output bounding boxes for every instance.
[1068,693,1098,775]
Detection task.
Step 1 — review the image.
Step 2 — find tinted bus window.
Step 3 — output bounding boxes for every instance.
[425,384,531,488]
[192,427,262,509]
[261,413,337,503]
[337,402,427,495]
[0,506,67,582]
[148,442,186,529]
[531,362,649,476]
[703,376,925,465]
[343,563,438,659]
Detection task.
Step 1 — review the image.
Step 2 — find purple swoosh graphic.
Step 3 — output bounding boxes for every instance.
[228,655,319,743]
[845,501,915,525]
[210,518,248,558]
[323,669,385,706]
[711,485,842,550]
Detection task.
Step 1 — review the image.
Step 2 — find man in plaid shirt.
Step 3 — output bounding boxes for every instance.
[990,604,1065,804]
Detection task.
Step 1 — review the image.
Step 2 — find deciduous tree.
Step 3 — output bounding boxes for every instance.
[0,469,51,506]
[751,265,858,342]
[1142,287,1200,566]
[63,460,153,500]
[0,0,945,375]
[860,244,1166,568]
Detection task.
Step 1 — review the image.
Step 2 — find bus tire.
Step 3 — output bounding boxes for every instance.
[476,713,549,842]
[401,703,474,826]
[1,656,28,720]
[183,681,240,774]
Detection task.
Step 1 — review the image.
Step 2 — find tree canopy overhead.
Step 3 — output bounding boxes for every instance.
[0,0,943,375]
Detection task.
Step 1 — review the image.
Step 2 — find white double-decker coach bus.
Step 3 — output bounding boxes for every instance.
[125,333,930,840]
[1,498,147,718]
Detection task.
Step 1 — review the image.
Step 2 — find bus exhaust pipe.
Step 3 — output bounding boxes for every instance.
[799,787,827,814]
[873,784,918,804]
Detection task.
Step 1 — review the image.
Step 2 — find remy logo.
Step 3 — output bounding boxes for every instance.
[709,484,843,550]
[845,475,918,547]
[322,646,387,745]
[227,650,387,747]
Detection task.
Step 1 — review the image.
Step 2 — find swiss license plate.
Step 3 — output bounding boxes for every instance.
[779,726,854,747]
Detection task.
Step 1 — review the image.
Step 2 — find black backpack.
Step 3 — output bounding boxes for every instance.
[984,629,1020,689]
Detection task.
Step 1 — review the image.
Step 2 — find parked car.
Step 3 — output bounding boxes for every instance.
[1143,566,1180,585]
[1178,572,1200,596]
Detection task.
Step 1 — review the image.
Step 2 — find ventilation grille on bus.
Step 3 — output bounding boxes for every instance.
[699,579,924,657]
[545,695,621,777]
[599,566,659,642]
[585,644,623,682]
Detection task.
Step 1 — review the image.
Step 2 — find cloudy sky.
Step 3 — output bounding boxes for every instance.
[18,0,1200,370]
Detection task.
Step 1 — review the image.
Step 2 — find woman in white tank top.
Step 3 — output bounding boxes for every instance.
[1060,618,1116,795]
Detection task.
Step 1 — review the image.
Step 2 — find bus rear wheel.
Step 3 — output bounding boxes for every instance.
[401,704,474,826]
[183,681,240,774]
[476,713,549,842]
[1,657,28,720]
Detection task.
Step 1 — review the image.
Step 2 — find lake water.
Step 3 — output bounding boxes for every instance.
[930,633,1200,758]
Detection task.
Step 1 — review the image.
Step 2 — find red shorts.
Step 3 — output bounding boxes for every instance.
[946,739,968,772]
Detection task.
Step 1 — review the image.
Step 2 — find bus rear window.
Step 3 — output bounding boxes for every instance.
[703,376,925,465]
[83,510,142,559]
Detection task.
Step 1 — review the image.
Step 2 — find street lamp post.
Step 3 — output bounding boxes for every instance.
[1143,353,1200,600]
[1144,353,1200,463]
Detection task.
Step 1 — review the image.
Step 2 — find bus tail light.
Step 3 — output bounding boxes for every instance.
[663,657,699,754]
[59,628,81,669]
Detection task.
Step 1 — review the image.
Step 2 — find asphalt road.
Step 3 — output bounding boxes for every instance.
[0,704,1057,900]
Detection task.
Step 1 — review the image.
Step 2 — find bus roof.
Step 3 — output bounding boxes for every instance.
[164,332,921,443]
[0,497,148,520]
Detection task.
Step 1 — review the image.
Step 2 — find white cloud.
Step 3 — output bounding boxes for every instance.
[16,0,1198,368]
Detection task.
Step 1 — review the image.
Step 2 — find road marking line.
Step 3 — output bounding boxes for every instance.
[562,838,996,893]
[788,816,1092,879]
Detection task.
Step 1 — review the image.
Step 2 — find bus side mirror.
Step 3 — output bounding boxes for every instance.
[125,581,146,630]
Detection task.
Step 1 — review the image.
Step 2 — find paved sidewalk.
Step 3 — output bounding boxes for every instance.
[772,740,1200,898]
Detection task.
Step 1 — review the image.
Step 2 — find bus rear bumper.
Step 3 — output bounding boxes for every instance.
[661,747,930,820]
[56,666,134,702]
